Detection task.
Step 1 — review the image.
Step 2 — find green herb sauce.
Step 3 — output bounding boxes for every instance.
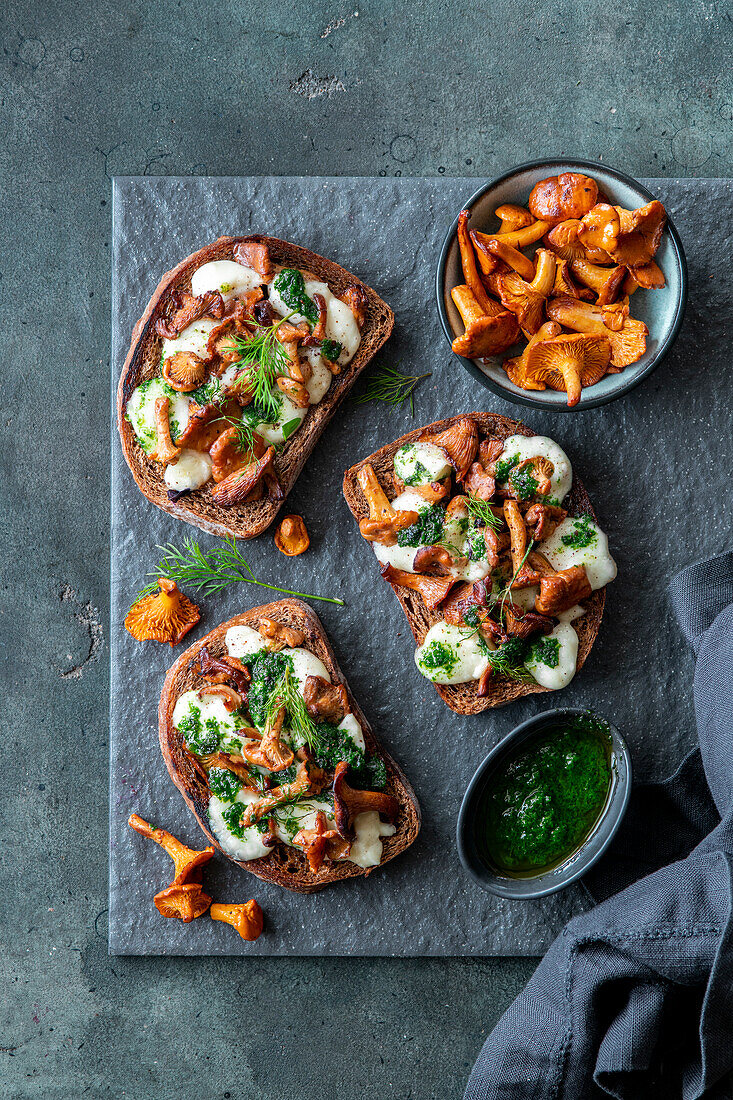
[272,268,319,326]
[397,503,446,548]
[561,514,597,550]
[479,716,613,875]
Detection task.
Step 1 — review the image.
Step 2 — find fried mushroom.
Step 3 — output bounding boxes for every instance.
[529,173,599,225]
[331,761,398,839]
[357,464,419,544]
[303,675,350,723]
[524,333,611,406]
[124,579,200,646]
[380,563,455,609]
[535,565,592,615]
[210,446,281,506]
[156,289,225,340]
[450,284,520,359]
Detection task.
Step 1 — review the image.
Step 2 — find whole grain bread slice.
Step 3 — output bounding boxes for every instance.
[118,236,394,539]
[342,412,606,714]
[159,598,421,893]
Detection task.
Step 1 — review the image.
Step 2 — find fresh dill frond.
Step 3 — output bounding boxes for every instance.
[266,666,326,756]
[490,539,536,624]
[484,640,533,681]
[224,315,293,424]
[213,413,257,456]
[353,364,431,416]
[130,536,345,608]
[465,495,503,533]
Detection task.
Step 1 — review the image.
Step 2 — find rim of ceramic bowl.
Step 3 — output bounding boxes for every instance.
[436,157,688,411]
[456,707,632,900]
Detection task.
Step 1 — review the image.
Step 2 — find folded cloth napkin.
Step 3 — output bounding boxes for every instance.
[464,552,733,1100]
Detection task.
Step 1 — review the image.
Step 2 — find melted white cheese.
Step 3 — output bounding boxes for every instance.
[225,625,268,658]
[208,791,271,861]
[283,647,331,692]
[267,274,361,365]
[172,690,244,749]
[415,622,491,685]
[164,448,212,491]
[126,377,191,455]
[191,260,262,302]
[257,392,308,446]
[497,435,573,503]
[394,442,452,485]
[303,346,335,404]
[348,811,396,868]
[161,317,219,361]
[524,622,578,690]
[540,517,617,590]
[338,713,365,753]
[372,488,490,583]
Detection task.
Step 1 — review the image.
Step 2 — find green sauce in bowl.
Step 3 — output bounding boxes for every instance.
[479,714,614,876]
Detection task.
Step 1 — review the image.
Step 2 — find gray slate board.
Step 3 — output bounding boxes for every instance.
[110,176,731,956]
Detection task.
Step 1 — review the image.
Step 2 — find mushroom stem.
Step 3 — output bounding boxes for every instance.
[472,221,549,249]
[529,249,557,297]
[486,239,535,281]
[456,209,497,315]
[129,813,215,884]
[210,900,264,941]
[494,204,535,233]
[570,258,627,305]
[451,284,487,328]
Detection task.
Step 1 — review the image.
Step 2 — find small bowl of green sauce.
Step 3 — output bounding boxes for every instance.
[457,709,631,899]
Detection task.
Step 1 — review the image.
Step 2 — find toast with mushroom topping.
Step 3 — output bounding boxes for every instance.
[159,599,420,892]
[118,236,394,539]
[342,413,616,714]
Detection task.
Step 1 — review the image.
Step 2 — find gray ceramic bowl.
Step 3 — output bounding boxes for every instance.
[456,708,632,900]
[436,158,687,411]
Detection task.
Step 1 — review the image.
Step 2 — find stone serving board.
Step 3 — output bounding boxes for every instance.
[110,175,731,955]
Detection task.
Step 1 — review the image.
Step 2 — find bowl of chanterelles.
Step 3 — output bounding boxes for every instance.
[437,159,687,410]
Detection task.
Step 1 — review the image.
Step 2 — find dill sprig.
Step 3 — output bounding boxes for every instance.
[484,640,533,682]
[224,315,293,424]
[354,364,431,415]
[266,666,326,756]
[465,495,503,533]
[131,536,345,608]
[490,539,536,624]
[213,413,258,457]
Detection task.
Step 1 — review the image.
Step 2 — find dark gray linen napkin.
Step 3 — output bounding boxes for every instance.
[465,552,733,1100]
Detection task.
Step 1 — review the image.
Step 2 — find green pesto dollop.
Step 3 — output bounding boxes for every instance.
[480,717,613,875]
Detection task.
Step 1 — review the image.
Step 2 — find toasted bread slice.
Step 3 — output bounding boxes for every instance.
[158,599,420,893]
[118,236,394,539]
[342,412,606,714]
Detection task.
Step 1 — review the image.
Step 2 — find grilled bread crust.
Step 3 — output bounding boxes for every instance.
[342,413,606,714]
[118,236,394,539]
[158,599,421,893]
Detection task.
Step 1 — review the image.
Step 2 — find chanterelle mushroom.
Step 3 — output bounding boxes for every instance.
[535,565,592,615]
[456,209,498,314]
[303,675,350,723]
[570,258,627,306]
[579,201,666,267]
[162,351,208,393]
[128,813,215,884]
[274,515,310,556]
[154,882,212,922]
[496,249,556,337]
[450,284,520,359]
[422,416,478,481]
[332,761,398,839]
[380,563,455,609]
[357,464,418,544]
[529,173,599,225]
[504,321,562,391]
[210,446,281,507]
[124,579,200,646]
[525,333,611,407]
[292,811,340,875]
[257,617,305,650]
[210,899,264,941]
[546,296,648,369]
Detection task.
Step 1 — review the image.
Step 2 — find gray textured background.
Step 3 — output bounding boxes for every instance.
[3,0,732,1095]
[111,174,725,957]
